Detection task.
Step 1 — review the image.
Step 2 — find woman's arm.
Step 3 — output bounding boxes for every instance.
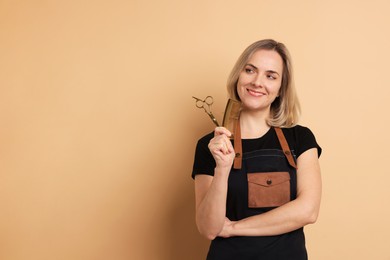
[194,169,229,240]
[219,147,322,237]
[194,127,235,240]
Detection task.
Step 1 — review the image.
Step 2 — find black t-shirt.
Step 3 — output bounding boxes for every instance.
[192,125,321,178]
[191,125,322,260]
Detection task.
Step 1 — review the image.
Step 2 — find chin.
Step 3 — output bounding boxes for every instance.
[242,102,271,112]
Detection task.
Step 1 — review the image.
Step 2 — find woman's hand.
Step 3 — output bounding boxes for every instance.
[208,127,235,169]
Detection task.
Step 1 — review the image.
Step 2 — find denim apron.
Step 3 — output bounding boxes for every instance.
[206,121,307,260]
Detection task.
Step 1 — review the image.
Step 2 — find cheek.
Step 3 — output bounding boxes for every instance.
[235,85,242,100]
[237,74,250,85]
[270,82,282,95]
[271,88,280,96]
[236,77,245,96]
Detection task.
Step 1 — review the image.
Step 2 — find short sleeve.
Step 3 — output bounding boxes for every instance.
[191,132,216,179]
[294,126,322,158]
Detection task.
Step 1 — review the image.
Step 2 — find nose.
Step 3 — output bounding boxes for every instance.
[251,74,264,87]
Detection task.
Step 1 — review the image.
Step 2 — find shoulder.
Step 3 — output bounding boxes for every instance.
[282,124,314,135]
[281,125,317,141]
[194,131,214,152]
[281,125,322,158]
[197,131,214,145]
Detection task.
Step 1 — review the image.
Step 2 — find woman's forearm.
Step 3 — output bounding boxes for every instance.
[195,166,230,240]
[225,197,319,237]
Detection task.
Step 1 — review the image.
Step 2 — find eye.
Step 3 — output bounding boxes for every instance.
[267,73,277,80]
[244,67,254,74]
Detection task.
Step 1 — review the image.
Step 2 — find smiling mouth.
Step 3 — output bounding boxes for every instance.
[247,89,265,97]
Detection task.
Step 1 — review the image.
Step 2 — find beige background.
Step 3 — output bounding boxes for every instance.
[1,0,389,259]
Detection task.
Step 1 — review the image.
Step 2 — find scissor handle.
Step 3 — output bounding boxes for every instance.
[204,96,213,106]
[192,96,204,108]
[196,100,204,108]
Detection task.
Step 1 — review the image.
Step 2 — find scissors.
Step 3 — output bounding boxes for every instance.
[192,96,220,127]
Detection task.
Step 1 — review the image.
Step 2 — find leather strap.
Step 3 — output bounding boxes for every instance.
[232,119,297,169]
[233,115,242,169]
[274,127,297,169]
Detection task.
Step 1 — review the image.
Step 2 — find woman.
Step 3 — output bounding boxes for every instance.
[192,39,322,259]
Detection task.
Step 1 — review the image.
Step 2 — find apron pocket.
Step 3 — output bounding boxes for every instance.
[247,172,290,208]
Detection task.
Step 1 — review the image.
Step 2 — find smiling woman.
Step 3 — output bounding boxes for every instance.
[192,39,322,260]
[237,50,283,116]
[227,40,300,129]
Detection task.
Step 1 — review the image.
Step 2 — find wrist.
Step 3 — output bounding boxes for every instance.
[221,219,237,238]
[214,165,232,176]
[229,221,238,237]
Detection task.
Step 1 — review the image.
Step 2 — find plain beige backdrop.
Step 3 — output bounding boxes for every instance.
[1,0,390,259]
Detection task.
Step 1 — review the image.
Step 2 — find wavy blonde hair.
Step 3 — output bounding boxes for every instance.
[227,39,301,127]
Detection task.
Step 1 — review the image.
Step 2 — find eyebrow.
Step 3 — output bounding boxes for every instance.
[246,63,280,76]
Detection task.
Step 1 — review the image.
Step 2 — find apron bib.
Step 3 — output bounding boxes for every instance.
[207,118,307,260]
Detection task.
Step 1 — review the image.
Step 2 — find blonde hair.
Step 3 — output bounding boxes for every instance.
[227,39,301,127]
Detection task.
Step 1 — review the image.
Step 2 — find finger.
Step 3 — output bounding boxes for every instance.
[222,140,231,155]
[209,139,229,155]
[214,135,230,151]
[214,127,232,138]
[221,135,234,154]
[217,142,229,154]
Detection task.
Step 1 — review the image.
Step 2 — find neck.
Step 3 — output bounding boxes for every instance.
[239,109,271,139]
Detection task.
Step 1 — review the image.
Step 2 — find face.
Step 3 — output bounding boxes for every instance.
[237,49,283,113]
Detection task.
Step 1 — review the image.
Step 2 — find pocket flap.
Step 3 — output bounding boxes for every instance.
[247,172,290,187]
